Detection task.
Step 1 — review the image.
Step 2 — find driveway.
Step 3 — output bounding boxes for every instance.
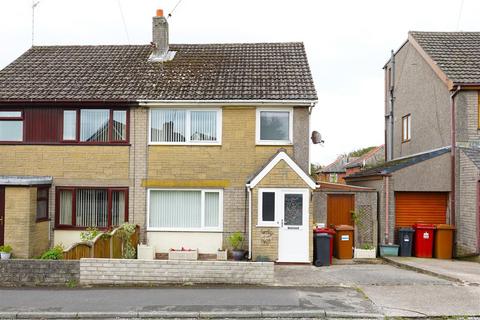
[275,262,480,317]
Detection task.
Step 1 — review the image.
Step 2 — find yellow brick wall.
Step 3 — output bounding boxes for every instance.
[0,146,130,180]
[251,160,314,262]
[4,187,50,258]
[4,187,33,258]
[147,107,293,187]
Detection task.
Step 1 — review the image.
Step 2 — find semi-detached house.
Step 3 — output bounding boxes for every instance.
[0,11,318,262]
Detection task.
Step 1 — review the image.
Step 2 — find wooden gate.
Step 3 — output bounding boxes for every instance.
[327,194,355,228]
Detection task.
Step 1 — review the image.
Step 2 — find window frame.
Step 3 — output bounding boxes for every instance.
[36,186,50,222]
[256,107,293,145]
[402,114,411,143]
[147,188,224,232]
[0,110,24,143]
[148,107,222,146]
[257,188,309,227]
[54,186,129,230]
[60,108,130,144]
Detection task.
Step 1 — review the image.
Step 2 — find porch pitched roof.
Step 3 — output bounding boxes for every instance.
[0,176,53,186]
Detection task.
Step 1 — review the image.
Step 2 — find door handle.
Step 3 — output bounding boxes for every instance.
[0,217,3,226]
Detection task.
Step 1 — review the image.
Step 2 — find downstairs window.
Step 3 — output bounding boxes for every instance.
[56,187,128,229]
[148,189,223,231]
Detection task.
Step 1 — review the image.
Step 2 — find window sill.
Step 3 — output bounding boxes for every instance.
[256,224,279,228]
[149,142,222,146]
[36,218,50,223]
[256,141,293,146]
[0,142,131,146]
[54,226,115,231]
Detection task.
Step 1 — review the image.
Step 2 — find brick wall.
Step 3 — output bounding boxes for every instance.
[0,260,79,287]
[80,259,274,285]
[251,160,313,262]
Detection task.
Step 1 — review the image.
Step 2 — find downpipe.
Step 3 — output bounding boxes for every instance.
[247,187,252,260]
[450,86,461,227]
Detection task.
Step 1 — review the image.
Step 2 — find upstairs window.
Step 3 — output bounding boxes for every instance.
[150,108,221,144]
[62,109,128,143]
[0,111,23,142]
[402,114,411,142]
[256,108,292,144]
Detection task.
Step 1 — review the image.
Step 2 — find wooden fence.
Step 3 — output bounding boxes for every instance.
[63,225,140,260]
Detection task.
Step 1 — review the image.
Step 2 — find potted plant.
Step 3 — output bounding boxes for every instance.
[168,247,198,260]
[228,232,245,261]
[0,245,13,260]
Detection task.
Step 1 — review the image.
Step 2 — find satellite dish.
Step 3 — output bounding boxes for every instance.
[311,131,324,144]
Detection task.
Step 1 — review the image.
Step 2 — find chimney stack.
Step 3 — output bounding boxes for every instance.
[150,9,174,62]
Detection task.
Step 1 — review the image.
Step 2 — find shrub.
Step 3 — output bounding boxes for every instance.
[228,232,244,250]
[0,245,12,253]
[40,245,64,260]
[80,227,100,242]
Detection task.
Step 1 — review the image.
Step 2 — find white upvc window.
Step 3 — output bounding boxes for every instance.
[147,189,223,232]
[256,107,293,145]
[149,108,222,145]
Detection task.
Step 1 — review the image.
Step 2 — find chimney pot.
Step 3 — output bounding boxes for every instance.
[156,9,164,17]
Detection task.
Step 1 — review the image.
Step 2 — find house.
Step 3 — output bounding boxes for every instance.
[0,10,318,262]
[317,155,353,183]
[344,145,385,176]
[317,145,384,183]
[346,31,480,257]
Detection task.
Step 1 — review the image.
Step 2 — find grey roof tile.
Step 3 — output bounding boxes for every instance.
[410,31,480,84]
[0,43,318,102]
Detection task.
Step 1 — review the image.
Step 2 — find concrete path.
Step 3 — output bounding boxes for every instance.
[384,256,480,285]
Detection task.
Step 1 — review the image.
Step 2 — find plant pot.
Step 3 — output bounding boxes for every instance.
[137,244,155,260]
[217,250,228,261]
[379,244,399,257]
[232,249,245,261]
[0,252,11,260]
[168,249,198,261]
[354,248,377,259]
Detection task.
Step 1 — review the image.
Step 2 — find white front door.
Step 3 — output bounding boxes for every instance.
[277,189,309,263]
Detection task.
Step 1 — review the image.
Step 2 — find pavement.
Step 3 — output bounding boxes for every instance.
[1,259,480,319]
[384,256,480,285]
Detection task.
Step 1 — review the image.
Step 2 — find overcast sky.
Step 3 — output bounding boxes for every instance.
[0,0,477,165]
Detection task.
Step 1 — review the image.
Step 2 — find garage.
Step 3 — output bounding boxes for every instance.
[395,192,448,228]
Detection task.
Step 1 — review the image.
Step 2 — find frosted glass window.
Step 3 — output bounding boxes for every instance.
[260,111,290,141]
[63,111,77,140]
[0,121,22,141]
[80,109,110,142]
[149,190,221,229]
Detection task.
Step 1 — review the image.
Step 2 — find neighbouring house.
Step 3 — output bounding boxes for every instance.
[346,31,480,257]
[317,155,353,184]
[0,10,318,262]
[317,145,384,183]
[344,145,385,176]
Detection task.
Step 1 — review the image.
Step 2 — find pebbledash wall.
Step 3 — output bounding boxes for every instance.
[0,260,79,287]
